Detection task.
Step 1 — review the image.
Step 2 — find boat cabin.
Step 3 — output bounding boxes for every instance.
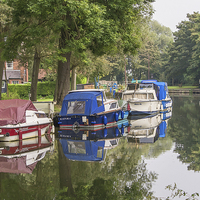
[60,89,119,116]
[60,139,106,161]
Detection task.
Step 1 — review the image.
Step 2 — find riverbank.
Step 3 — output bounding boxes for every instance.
[168,88,200,95]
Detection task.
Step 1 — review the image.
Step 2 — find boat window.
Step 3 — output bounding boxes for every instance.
[134,93,147,99]
[36,113,47,118]
[97,147,103,158]
[96,94,103,107]
[123,94,133,100]
[67,101,85,114]
[67,141,86,154]
[139,83,153,89]
[110,102,117,109]
[148,93,154,99]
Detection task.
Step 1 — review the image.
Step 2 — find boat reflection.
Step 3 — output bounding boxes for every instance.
[0,133,54,173]
[127,110,172,143]
[58,121,130,162]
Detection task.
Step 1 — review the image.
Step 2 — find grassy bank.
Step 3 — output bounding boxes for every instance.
[168,86,199,89]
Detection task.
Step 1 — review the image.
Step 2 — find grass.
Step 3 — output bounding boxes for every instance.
[37,98,54,102]
[168,86,199,89]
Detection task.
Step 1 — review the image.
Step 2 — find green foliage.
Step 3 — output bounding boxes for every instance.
[166,183,199,199]
[37,81,56,96]
[1,91,20,100]
[8,83,31,99]
[2,82,56,99]
[166,12,200,86]
[76,75,87,85]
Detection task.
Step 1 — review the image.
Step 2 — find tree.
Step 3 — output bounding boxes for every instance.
[126,20,173,81]
[0,0,12,99]
[166,12,200,86]
[35,0,155,104]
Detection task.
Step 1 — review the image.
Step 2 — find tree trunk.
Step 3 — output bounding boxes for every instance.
[58,140,75,197]
[57,52,71,105]
[0,60,4,100]
[71,67,76,90]
[30,49,40,101]
[54,78,58,102]
[56,28,71,105]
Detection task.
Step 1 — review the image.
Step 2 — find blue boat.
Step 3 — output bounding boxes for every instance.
[57,89,123,129]
[58,124,124,140]
[122,80,172,115]
[59,139,106,161]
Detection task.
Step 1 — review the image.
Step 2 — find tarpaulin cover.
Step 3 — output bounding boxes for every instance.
[0,156,37,174]
[0,99,37,126]
[60,91,105,116]
[154,82,167,100]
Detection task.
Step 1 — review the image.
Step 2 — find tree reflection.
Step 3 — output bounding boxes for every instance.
[168,96,200,171]
[56,137,157,199]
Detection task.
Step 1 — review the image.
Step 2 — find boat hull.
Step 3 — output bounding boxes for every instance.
[160,99,173,112]
[128,100,161,115]
[0,123,53,142]
[58,110,122,130]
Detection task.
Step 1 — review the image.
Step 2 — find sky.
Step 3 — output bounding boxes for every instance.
[152,0,200,32]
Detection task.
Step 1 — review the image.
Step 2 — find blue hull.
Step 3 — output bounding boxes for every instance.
[160,99,172,112]
[58,110,122,129]
[58,125,123,140]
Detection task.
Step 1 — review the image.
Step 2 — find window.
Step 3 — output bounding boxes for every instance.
[67,141,86,154]
[96,94,102,107]
[148,93,154,99]
[134,93,147,99]
[12,81,19,84]
[123,94,133,100]
[6,61,13,70]
[67,101,85,114]
[2,81,5,88]
[110,102,117,109]
[97,147,103,158]
[36,113,47,118]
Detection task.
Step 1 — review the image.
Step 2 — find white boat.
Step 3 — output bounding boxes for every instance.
[121,80,172,115]
[127,114,162,143]
[127,110,172,143]
[0,99,54,141]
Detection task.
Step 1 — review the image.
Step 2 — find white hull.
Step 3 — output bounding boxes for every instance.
[0,124,53,142]
[129,114,162,129]
[129,99,161,114]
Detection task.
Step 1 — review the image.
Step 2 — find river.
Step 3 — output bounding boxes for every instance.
[0,95,200,200]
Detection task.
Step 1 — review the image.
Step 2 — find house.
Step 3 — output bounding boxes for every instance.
[2,60,28,84]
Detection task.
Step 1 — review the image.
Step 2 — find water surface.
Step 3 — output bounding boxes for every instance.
[0,96,200,199]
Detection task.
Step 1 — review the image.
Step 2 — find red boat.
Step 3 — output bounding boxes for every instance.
[0,134,54,173]
[0,99,54,141]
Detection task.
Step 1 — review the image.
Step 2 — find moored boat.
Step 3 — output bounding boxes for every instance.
[57,89,124,129]
[0,99,54,141]
[0,134,54,173]
[121,80,172,115]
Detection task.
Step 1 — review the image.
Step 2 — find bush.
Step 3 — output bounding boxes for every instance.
[1,92,20,100]
[2,82,56,99]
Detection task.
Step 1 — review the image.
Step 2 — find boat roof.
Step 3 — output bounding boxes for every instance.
[0,156,37,174]
[69,89,105,93]
[0,99,37,126]
[60,90,106,116]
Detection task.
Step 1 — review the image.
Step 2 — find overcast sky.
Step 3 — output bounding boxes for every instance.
[152,0,200,32]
